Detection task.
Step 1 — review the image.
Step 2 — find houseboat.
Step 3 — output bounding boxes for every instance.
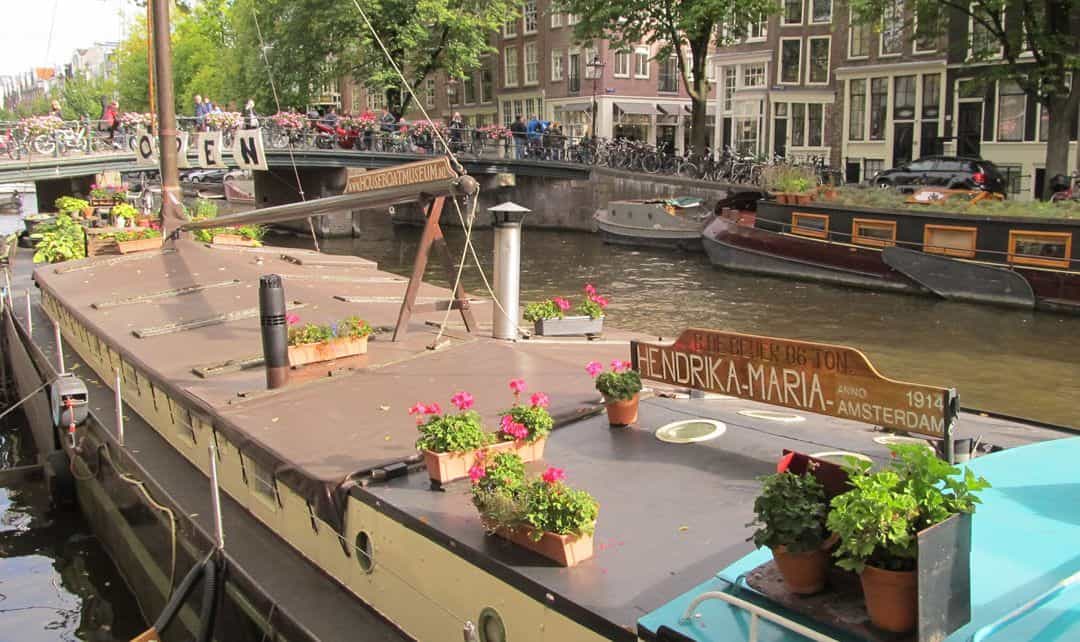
[703,197,1080,313]
[594,197,710,251]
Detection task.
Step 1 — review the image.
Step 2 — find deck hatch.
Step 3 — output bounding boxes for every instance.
[132,301,306,337]
[91,280,241,309]
[655,419,726,444]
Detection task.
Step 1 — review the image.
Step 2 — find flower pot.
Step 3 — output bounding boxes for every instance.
[288,335,368,367]
[506,435,547,463]
[860,564,917,634]
[136,218,150,228]
[494,524,594,567]
[533,316,603,337]
[83,206,95,218]
[604,393,639,427]
[774,192,791,205]
[116,237,162,254]
[771,545,828,595]
[791,192,816,205]
[423,440,515,485]
[212,233,260,247]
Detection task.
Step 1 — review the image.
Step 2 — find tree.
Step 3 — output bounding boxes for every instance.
[558,0,776,154]
[246,0,517,116]
[57,75,118,121]
[849,0,1080,199]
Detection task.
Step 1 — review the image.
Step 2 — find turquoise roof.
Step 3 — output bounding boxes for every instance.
[638,438,1080,641]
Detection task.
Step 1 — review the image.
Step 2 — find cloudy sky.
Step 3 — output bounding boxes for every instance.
[1,0,133,77]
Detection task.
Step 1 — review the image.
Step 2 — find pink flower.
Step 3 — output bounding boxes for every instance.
[499,416,528,440]
[509,379,527,395]
[286,313,300,325]
[450,391,474,411]
[541,466,566,485]
[425,403,442,415]
[408,402,427,425]
[584,283,597,296]
[611,359,627,373]
[468,463,486,483]
[585,361,603,377]
[530,392,550,408]
[592,295,609,308]
[553,296,571,312]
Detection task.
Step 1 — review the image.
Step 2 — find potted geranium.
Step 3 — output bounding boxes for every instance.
[54,196,91,219]
[415,393,508,485]
[587,359,642,426]
[287,314,374,366]
[496,378,553,463]
[111,202,138,228]
[470,452,598,567]
[747,470,830,595]
[827,444,989,634]
[106,228,162,254]
[763,165,818,205]
[524,284,608,336]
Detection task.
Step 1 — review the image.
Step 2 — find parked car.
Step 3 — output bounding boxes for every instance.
[871,156,1007,196]
[183,169,228,184]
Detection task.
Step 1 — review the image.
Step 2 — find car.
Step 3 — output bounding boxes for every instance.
[183,169,228,184]
[871,156,1007,196]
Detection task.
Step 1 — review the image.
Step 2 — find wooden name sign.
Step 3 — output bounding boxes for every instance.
[631,328,956,438]
[344,157,458,194]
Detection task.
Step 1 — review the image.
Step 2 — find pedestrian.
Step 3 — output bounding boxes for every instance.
[242,99,259,129]
[380,107,396,133]
[321,106,339,127]
[49,100,62,119]
[103,100,120,147]
[194,94,206,130]
[449,111,464,150]
[510,115,527,159]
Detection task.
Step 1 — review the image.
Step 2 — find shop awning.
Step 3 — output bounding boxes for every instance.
[657,103,686,115]
[557,103,592,112]
[616,102,657,115]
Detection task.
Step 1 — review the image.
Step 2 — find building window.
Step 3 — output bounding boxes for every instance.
[1008,230,1072,268]
[811,0,832,23]
[997,165,1023,194]
[791,212,829,239]
[780,39,801,84]
[997,81,1025,141]
[914,6,940,52]
[658,57,678,92]
[849,79,866,141]
[792,103,806,146]
[502,100,512,127]
[447,78,460,106]
[724,68,736,112]
[808,103,824,146]
[463,74,476,104]
[614,51,631,77]
[743,63,765,88]
[481,67,493,103]
[853,219,897,247]
[849,18,870,58]
[567,13,580,25]
[922,74,940,118]
[864,158,885,178]
[870,78,887,140]
[736,116,759,154]
[634,47,650,78]
[523,0,538,34]
[747,16,768,40]
[970,7,1001,58]
[924,225,977,258]
[568,50,581,92]
[551,50,564,81]
[424,78,435,108]
[881,0,904,56]
[503,16,517,38]
[894,75,915,119]
[524,42,539,85]
[807,37,830,84]
[784,0,803,25]
[550,11,562,28]
[584,47,599,78]
[504,46,518,87]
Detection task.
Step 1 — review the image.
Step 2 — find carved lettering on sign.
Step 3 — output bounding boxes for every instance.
[631,329,955,437]
[343,157,457,194]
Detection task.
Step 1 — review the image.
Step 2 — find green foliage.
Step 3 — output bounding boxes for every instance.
[57,75,117,121]
[595,369,642,401]
[522,479,599,539]
[748,472,828,553]
[499,404,553,444]
[337,315,374,339]
[105,229,162,242]
[234,224,265,241]
[111,203,139,221]
[471,452,530,529]
[523,299,564,322]
[194,198,219,219]
[287,315,373,346]
[762,164,818,193]
[575,298,604,320]
[54,197,89,216]
[827,186,1080,219]
[827,445,990,573]
[33,215,86,264]
[415,409,493,453]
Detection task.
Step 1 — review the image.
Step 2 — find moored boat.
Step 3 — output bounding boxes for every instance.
[594,197,710,251]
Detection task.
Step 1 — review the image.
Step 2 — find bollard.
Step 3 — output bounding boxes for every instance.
[258,274,290,389]
[489,202,530,341]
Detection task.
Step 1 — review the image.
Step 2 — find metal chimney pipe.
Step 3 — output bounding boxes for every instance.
[259,275,290,389]
[490,203,530,340]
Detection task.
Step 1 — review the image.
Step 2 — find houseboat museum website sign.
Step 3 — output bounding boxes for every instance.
[344,157,458,194]
[631,329,957,438]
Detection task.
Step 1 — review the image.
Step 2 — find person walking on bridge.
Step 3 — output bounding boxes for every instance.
[242,99,259,129]
[103,100,120,148]
[510,115,526,159]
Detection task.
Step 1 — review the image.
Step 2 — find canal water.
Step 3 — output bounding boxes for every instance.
[288,217,1080,430]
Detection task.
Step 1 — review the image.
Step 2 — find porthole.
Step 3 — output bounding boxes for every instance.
[809,451,872,466]
[356,531,373,573]
[655,419,725,444]
[478,607,506,642]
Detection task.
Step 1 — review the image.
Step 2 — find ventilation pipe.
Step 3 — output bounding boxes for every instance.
[259,274,290,389]
[489,202,530,340]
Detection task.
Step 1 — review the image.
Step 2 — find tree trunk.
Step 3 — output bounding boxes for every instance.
[1044,96,1072,199]
[690,92,708,155]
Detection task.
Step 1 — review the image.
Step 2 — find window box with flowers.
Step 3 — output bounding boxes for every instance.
[103,227,162,254]
[497,378,554,463]
[587,359,642,426]
[523,284,608,336]
[414,392,512,485]
[286,315,373,367]
[470,452,599,566]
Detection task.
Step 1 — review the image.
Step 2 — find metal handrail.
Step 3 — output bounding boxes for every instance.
[971,570,1080,642]
[678,590,839,642]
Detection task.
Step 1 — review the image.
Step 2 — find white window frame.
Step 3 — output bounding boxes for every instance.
[746,16,768,42]
[504,46,519,87]
[503,17,517,38]
[783,0,804,25]
[424,78,435,108]
[613,50,631,78]
[810,0,832,24]
[995,80,1026,142]
[524,42,539,85]
[550,11,563,28]
[779,37,802,86]
[523,0,538,35]
[912,8,938,54]
[567,13,580,25]
[848,10,870,59]
[551,50,564,81]
[806,35,831,86]
[742,63,766,88]
[634,47,650,79]
[879,0,905,58]
[968,6,1004,60]
[584,46,599,78]
[723,67,736,112]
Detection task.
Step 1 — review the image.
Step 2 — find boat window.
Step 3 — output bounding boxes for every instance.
[250,460,278,508]
[924,224,977,258]
[791,212,829,239]
[852,218,897,247]
[356,531,374,572]
[478,607,507,642]
[1008,230,1072,269]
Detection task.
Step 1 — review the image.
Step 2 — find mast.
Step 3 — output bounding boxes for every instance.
[150,0,185,233]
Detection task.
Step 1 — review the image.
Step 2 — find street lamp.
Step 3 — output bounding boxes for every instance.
[586,55,606,140]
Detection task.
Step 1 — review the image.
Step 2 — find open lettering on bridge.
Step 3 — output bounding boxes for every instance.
[630,329,956,438]
[343,157,458,194]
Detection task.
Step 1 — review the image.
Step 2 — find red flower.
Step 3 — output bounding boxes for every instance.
[553,296,571,312]
[584,283,597,296]
[468,463,486,483]
[530,392,550,408]
[509,379,527,395]
[450,391,474,411]
[499,416,528,440]
[286,313,300,325]
[541,466,566,485]
[610,359,626,373]
[585,361,603,377]
[425,403,442,415]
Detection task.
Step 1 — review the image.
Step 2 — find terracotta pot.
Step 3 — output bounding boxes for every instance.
[507,435,547,463]
[423,440,514,484]
[792,192,815,205]
[771,545,829,595]
[494,524,594,567]
[774,192,791,204]
[860,564,917,633]
[82,206,95,218]
[604,393,639,427]
[288,335,368,367]
[136,218,150,228]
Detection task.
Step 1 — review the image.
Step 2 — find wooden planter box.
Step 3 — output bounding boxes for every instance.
[505,435,547,463]
[212,233,260,247]
[774,192,816,205]
[116,237,162,254]
[494,524,594,567]
[423,440,515,485]
[288,336,368,367]
[533,316,603,337]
